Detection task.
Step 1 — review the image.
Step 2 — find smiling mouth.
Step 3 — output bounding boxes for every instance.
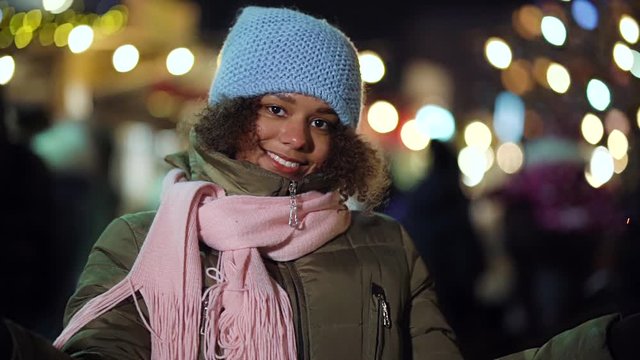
[267,151,301,169]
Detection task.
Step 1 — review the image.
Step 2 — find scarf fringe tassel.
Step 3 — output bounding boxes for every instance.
[202,279,297,360]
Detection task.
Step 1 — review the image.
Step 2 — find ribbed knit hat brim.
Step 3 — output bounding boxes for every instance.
[209,6,363,128]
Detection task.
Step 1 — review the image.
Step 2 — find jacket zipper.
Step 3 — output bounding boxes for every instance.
[282,261,307,360]
[372,283,391,359]
[288,180,299,227]
[199,297,209,335]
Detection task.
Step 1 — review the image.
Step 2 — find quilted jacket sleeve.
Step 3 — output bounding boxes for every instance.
[60,214,154,359]
[497,314,618,360]
[400,225,464,359]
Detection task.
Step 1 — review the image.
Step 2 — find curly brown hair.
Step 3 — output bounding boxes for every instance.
[193,96,390,211]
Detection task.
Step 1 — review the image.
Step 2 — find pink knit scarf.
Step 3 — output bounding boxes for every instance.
[54,169,351,359]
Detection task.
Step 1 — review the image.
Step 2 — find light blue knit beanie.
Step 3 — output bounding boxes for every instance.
[209,6,363,128]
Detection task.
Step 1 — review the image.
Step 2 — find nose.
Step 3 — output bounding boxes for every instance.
[279,118,310,150]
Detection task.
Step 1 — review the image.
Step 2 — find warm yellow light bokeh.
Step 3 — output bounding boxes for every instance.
[620,15,639,44]
[607,129,628,160]
[581,113,604,145]
[501,59,533,95]
[166,47,195,76]
[0,55,15,85]
[68,25,94,53]
[614,154,628,174]
[613,42,634,71]
[485,37,512,69]
[400,119,430,151]
[464,121,493,150]
[53,23,73,47]
[496,142,523,174]
[359,50,385,84]
[113,44,140,73]
[367,101,398,134]
[546,62,570,93]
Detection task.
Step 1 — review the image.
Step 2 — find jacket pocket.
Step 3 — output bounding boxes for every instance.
[372,282,391,360]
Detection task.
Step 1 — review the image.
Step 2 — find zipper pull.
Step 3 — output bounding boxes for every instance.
[372,283,392,329]
[288,180,299,228]
[199,297,209,335]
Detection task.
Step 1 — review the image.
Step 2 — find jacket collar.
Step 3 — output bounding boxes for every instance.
[164,131,331,197]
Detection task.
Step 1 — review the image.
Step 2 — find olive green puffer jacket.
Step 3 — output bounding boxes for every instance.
[59,146,461,360]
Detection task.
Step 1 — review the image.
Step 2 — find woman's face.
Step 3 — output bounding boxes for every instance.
[235,93,339,180]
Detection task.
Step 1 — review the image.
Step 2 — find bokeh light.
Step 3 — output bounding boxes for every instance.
[607,129,628,160]
[415,104,456,141]
[501,59,534,95]
[0,55,15,85]
[24,10,43,32]
[614,154,628,174]
[459,146,488,187]
[359,50,385,84]
[613,42,634,71]
[571,0,598,30]
[485,147,495,172]
[147,90,177,118]
[166,47,195,76]
[514,5,542,40]
[532,57,552,88]
[580,113,604,145]
[586,79,611,111]
[631,50,640,78]
[42,0,74,15]
[113,44,140,73]
[14,28,34,49]
[96,7,127,35]
[620,15,639,44]
[68,25,94,53]
[546,62,571,93]
[587,146,614,188]
[400,119,430,151]
[53,23,73,47]
[541,16,567,46]
[39,22,56,46]
[367,100,398,134]
[604,108,630,135]
[493,91,525,143]
[496,142,524,174]
[485,37,512,69]
[464,121,493,150]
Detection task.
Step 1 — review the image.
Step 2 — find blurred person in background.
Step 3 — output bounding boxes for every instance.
[400,140,489,359]
[1,6,638,360]
[495,136,624,347]
[30,117,120,314]
[0,94,58,339]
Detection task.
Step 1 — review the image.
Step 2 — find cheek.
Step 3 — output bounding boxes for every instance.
[314,137,333,165]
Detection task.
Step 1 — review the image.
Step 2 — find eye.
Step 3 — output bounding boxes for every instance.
[267,105,286,117]
[310,118,334,131]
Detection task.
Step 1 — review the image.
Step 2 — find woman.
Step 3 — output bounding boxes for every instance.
[53,6,459,359]
[1,5,630,360]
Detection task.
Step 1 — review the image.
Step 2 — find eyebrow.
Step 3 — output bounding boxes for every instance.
[272,94,338,116]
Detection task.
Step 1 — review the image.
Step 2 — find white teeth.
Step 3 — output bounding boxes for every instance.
[268,152,300,168]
